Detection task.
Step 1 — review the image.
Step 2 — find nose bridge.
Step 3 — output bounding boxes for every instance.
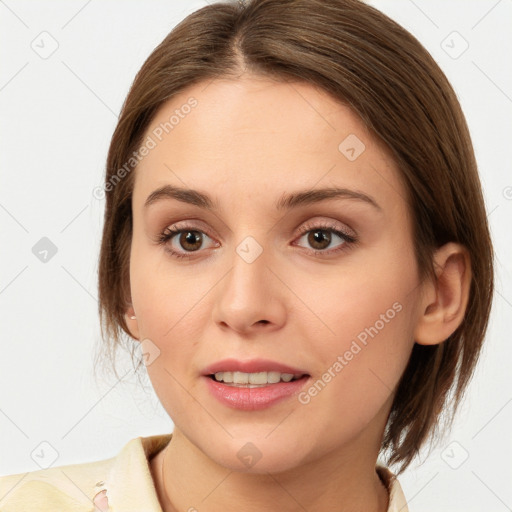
[227,233,270,303]
[212,231,285,332]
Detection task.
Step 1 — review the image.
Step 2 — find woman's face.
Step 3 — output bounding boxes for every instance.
[128,75,424,473]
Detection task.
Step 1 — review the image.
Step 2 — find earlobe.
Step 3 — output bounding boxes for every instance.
[125,304,140,341]
[414,243,471,346]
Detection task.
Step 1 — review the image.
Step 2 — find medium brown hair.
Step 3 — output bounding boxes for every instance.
[96,0,494,474]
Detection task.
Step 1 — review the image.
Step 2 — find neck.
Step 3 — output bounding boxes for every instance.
[151,428,389,512]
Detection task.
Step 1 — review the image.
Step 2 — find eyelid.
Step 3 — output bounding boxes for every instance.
[157,219,219,243]
[160,222,219,249]
[164,217,356,240]
[295,218,357,240]
[157,217,358,259]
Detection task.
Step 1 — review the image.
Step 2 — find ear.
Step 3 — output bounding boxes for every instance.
[124,304,141,341]
[414,242,471,346]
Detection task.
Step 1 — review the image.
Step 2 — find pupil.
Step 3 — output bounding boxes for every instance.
[309,230,330,249]
[181,231,202,251]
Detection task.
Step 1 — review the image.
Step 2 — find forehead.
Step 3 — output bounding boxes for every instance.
[132,75,407,215]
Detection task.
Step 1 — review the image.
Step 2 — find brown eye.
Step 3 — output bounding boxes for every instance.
[178,230,204,251]
[157,224,218,260]
[307,229,332,250]
[294,222,357,257]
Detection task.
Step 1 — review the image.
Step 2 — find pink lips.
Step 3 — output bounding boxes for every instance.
[201,358,310,411]
[201,358,308,376]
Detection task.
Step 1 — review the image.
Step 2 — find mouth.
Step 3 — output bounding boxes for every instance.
[207,371,309,388]
[204,371,311,411]
[201,358,311,409]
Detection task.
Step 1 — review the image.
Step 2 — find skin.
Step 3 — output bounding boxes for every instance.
[124,75,471,512]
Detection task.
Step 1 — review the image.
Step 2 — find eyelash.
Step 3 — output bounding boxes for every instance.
[156,221,358,260]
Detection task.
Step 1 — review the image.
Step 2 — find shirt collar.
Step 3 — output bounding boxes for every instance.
[376,464,409,511]
[105,433,171,511]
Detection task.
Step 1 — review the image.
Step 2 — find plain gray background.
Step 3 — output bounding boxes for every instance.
[1,1,511,510]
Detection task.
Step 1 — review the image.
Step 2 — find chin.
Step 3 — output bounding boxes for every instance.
[204,437,308,475]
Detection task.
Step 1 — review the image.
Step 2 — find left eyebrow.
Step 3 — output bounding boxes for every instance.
[143,184,382,213]
[275,187,382,212]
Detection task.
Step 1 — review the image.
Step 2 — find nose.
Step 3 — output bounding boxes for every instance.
[212,239,287,335]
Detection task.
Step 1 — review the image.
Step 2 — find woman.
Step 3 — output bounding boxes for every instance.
[0,0,494,510]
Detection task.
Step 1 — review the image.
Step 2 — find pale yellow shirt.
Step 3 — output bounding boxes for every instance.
[0,433,409,511]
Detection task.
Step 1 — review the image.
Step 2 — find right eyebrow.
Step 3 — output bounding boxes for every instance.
[144,184,216,211]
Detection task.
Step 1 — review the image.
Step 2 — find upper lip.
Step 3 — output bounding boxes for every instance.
[202,358,309,376]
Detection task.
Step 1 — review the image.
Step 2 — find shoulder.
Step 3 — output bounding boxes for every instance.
[0,434,171,512]
[0,455,114,511]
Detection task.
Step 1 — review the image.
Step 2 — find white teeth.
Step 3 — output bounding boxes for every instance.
[267,371,281,384]
[233,371,249,384]
[248,372,267,385]
[212,371,301,385]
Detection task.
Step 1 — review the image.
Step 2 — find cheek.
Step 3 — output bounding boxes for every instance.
[130,249,205,417]
[294,248,418,405]
[129,235,205,340]
[128,241,218,411]
[290,292,415,447]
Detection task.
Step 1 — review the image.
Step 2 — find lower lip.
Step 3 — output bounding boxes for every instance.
[204,375,310,411]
